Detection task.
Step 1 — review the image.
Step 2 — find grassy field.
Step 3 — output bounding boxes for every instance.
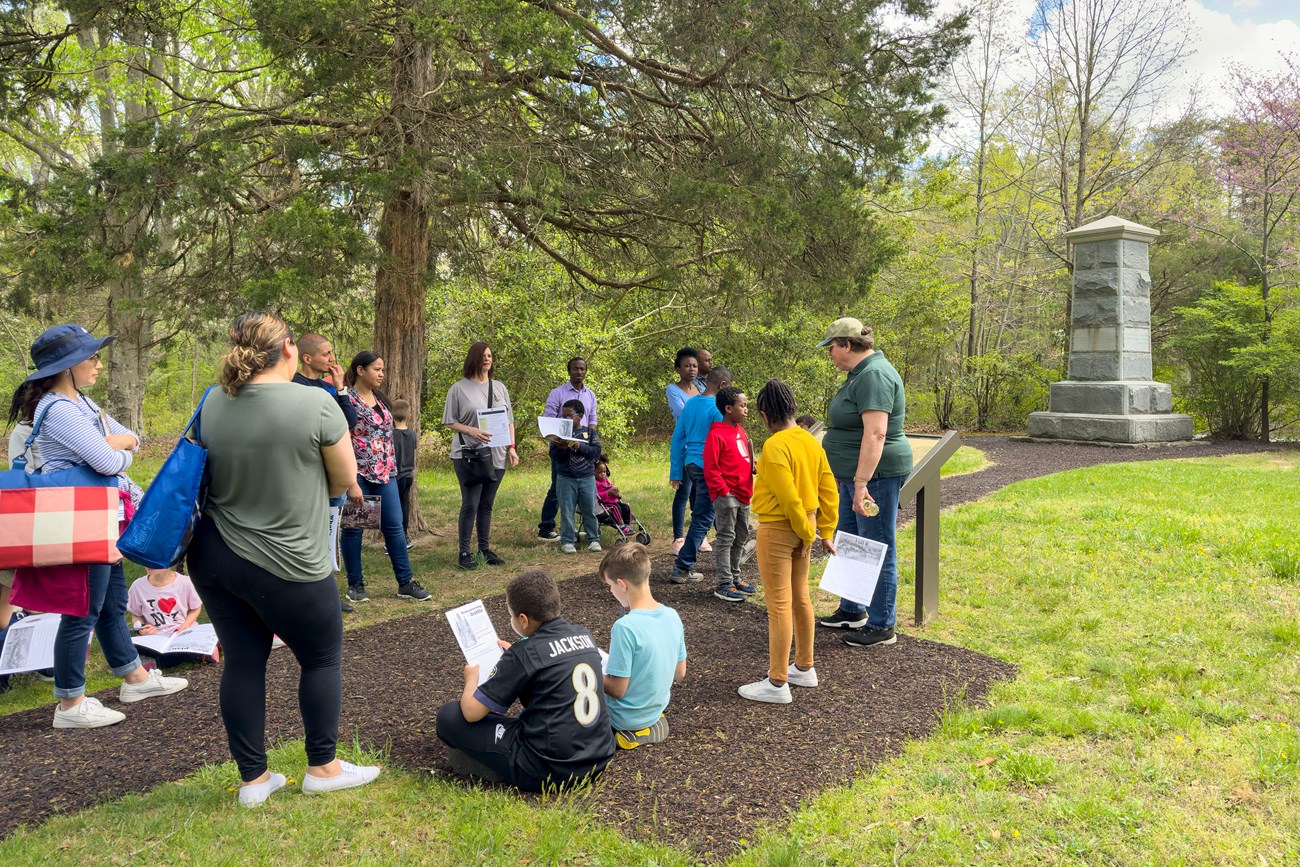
[3,446,1296,864]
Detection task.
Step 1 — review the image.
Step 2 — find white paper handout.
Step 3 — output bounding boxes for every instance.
[132,623,219,657]
[537,416,583,444]
[818,530,888,606]
[446,600,505,685]
[328,504,341,571]
[0,612,91,675]
[476,407,511,446]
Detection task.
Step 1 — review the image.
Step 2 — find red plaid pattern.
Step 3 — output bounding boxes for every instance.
[0,486,121,569]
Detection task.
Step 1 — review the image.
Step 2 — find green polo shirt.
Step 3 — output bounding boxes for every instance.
[821,352,912,481]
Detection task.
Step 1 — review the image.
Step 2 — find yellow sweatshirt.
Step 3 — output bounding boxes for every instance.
[751,426,839,544]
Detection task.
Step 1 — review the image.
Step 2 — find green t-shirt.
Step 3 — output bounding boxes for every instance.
[199,382,349,582]
[821,352,912,481]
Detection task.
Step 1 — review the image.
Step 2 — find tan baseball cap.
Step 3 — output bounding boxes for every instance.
[816,317,866,347]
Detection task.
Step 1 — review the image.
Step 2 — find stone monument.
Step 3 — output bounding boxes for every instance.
[1026,216,1193,445]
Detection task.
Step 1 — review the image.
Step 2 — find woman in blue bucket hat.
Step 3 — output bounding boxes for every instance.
[6,324,188,729]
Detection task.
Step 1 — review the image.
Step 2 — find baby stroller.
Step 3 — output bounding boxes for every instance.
[595,498,651,546]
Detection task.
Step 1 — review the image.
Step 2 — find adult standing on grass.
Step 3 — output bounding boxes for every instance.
[665,347,700,553]
[536,357,598,542]
[192,312,380,806]
[340,352,430,603]
[443,341,518,571]
[815,317,912,648]
[9,324,188,729]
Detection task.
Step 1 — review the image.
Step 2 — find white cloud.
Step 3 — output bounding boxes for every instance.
[1178,1,1298,116]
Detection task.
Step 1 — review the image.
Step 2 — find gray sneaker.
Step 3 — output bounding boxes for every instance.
[670,568,703,584]
[119,669,189,704]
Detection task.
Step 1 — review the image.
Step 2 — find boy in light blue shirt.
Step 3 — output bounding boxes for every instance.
[599,544,687,749]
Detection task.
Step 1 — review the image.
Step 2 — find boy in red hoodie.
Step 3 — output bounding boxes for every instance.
[703,386,757,602]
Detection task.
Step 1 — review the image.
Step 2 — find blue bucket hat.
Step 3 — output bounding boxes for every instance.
[26,324,115,382]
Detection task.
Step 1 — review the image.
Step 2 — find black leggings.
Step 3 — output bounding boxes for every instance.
[452,459,503,554]
[188,517,343,782]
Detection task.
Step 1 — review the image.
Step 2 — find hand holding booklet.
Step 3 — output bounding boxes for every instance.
[132,623,219,657]
[446,600,505,685]
[537,416,584,444]
[817,530,888,606]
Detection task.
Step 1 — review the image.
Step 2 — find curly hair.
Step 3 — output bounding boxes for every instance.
[219,312,294,396]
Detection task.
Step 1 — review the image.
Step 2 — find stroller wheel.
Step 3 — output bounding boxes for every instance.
[636,531,651,546]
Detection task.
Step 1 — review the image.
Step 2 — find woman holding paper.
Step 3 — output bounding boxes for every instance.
[192,312,379,805]
[815,317,912,649]
[339,351,430,603]
[443,342,518,571]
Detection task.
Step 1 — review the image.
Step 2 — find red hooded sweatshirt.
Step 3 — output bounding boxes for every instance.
[703,421,755,504]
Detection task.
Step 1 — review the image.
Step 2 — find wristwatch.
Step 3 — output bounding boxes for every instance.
[337,386,351,397]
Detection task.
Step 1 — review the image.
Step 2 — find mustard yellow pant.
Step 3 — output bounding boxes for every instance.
[757,516,815,683]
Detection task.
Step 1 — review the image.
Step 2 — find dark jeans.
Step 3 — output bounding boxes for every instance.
[673,463,714,572]
[190,517,343,782]
[452,458,503,554]
[53,561,141,699]
[341,477,413,587]
[538,457,559,535]
[834,474,904,629]
[671,472,694,539]
[396,475,413,534]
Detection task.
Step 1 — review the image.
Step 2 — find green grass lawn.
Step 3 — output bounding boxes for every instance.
[5,447,1296,864]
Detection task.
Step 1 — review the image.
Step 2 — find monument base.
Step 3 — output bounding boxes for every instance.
[1026,411,1193,444]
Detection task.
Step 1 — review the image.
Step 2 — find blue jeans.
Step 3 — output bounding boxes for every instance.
[673,463,714,572]
[835,474,904,629]
[671,472,693,539]
[54,561,141,699]
[341,477,413,588]
[557,474,599,545]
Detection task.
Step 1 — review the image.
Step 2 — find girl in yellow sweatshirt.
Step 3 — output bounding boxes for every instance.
[739,380,839,704]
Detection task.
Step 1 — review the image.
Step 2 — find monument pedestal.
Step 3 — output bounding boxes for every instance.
[1026,410,1193,445]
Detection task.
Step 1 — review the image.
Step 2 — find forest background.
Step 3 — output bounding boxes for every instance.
[2,0,1299,463]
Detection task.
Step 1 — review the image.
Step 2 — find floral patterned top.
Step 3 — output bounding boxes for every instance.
[345,393,397,484]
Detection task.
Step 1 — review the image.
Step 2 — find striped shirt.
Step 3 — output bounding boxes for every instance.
[33,392,138,516]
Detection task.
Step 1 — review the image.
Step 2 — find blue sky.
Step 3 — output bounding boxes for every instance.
[1199,1,1296,24]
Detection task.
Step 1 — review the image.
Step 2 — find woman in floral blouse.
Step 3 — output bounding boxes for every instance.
[340,351,430,602]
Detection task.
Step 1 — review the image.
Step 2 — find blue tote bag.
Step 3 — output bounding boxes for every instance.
[117,386,216,569]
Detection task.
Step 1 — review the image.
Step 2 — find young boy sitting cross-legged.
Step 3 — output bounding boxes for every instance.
[435,570,615,791]
[599,544,687,749]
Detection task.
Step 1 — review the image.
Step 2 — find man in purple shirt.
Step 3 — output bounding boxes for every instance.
[537,358,598,541]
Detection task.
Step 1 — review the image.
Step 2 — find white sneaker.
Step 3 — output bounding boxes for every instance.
[238,772,288,807]
[786,664,819,688]
[738,678,792,704]
[699,538,713,552]
[119,668,189,704]
[587,541,603,552]
[302,760,381,795]
[560,543,577,554]
[53,696,126,729]
[671,537,685,554]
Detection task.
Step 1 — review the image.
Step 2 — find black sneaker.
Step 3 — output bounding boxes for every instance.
[843,626,897,648]
[537,530,560,542]
[346,584,370,603]
[818,608,867,629]
[458,552,478,571]
[479,548,506,566]
[446,748,505,783]
[341,599,354,613]
[397,580,432,601]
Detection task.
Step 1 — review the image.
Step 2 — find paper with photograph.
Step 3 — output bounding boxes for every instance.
[446,599,505,685]
[537,416,584,444]
[0,613,90,675]
[132,623,219,656]
[817,530,888,606]
[476,407,511,446]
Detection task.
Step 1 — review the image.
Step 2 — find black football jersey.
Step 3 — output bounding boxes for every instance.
[475,618,616,780]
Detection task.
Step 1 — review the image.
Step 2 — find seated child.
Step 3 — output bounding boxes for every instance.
[594,456,634,533]
[435,570,615,791]
[127,567,217,666]
[599,544,686,749]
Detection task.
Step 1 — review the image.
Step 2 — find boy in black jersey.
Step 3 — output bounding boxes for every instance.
[435,570,615,791]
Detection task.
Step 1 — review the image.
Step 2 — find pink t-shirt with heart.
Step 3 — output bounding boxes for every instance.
[127,572,202,633]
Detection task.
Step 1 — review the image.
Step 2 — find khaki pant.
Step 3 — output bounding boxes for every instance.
[757,516,815,684]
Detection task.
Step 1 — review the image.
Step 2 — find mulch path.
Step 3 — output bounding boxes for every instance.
[0,436,1281,858]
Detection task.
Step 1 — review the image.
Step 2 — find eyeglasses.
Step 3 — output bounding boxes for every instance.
[87,353,102,364]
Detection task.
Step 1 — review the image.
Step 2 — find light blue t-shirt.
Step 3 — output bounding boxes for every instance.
[604,605,687,731]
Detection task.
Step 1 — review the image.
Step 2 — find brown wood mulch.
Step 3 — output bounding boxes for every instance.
[0,436,1280,858]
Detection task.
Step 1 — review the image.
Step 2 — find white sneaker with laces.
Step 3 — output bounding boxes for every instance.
[738,678,792,704]
[52,696,126,729]
[587,541,603,552]
[119,668,189,704]
[238,772,288,807]
[786,664,819,688]
[560,543,577,554]
[302,760,382,794]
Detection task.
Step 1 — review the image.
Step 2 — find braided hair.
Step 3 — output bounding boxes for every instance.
[755,379,798,425]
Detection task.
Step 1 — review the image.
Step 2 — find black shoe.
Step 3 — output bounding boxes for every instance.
[818,608,868,629]
[458,552,478,570]
[397,580,432,601]
[537,530,560,542]
[446,748,505,783]
[843,626,897,648]
[341,599,354,613]
[346,584,370,603]
[479,548,506,566]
